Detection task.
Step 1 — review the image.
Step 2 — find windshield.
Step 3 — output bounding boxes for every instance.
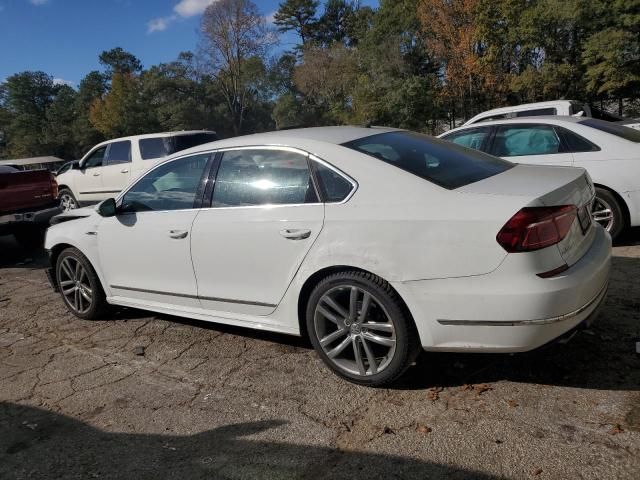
[343,131,514,190]
[580,118,640,143]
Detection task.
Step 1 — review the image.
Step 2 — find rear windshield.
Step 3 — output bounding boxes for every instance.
[343,131,513,189]
[580,119,640,143]
[139,132,218,160]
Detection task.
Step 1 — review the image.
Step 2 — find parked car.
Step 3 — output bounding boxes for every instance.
[56,130,217,211]
[440,116,640,239]
[55,160,78,176]
[45,127,611,386]
[463,100,640,130]
[0,165,61,249]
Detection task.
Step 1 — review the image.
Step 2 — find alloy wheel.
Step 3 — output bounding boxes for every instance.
[60,193,77,212]
[314,285,396,377]
[58,256,93,314]
[591,196,614,232]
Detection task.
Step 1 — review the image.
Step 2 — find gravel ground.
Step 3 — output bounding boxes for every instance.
[1,232,639,479]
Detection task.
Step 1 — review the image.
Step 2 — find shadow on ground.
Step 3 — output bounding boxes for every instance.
[0,402,500,480]
[0,235,48,269]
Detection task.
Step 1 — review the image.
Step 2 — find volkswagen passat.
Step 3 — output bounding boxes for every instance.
[45,127,611,386]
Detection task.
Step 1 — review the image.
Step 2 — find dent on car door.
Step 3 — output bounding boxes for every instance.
[190,147,326,317]
[489,124,574,165]
[98,153,212,307]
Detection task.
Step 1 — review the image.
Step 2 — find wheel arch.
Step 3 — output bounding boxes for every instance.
[49,243,108,294]
[594,183,630,228]
[296,265,416,341]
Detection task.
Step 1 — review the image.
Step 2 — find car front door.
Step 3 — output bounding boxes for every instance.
[77,146,107,203]
[489,124,574,166]
[190,147,325,316]
[100,140,132,198]
[97,153,212,308]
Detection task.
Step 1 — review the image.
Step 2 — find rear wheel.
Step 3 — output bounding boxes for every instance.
[59,188,78,212]
[306,271,420,386]
[55,247,108,320]
[592,188,624,240]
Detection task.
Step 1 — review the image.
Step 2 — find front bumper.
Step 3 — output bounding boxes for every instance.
[393,226,612,353]
[0,205,62,234]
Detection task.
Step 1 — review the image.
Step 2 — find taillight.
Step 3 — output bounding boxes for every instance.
[50,173,58,199]
[497,205,577,253]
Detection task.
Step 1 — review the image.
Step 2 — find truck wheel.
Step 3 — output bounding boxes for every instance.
[14,227,45,251]
[59,188,78,211]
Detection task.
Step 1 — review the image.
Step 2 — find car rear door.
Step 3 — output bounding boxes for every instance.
[190,147,325,316]
[488,124,574,166]
[100,140,133,197]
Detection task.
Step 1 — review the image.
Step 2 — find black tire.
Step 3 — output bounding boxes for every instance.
[55,247,108,320]
[13,226,46,251]
[306,271,420,387]
[58,188,78,212]
[593,187,625,240]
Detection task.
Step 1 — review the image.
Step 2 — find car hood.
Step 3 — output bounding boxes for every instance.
[50,206,97,225]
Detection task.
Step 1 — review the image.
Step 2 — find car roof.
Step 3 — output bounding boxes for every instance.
[470,100,577,116]
[95,130,216,145]
[442,116,586,135]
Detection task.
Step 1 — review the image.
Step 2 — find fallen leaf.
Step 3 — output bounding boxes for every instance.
[507,399,519,408]
[609,424,624,435]
[532,467,543,476]
[427,387,443,401]
[474,383,493,395]
[416,424,432,434]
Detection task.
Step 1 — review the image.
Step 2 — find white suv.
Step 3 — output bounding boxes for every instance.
[57,131,217,211]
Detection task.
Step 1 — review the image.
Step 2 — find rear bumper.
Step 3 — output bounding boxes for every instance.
[0,205,61,234]
[394,226,612,352]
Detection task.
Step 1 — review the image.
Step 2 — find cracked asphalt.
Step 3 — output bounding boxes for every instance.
[1,232,639,479]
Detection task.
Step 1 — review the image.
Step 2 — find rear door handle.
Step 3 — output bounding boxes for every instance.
[279,229,311,240]
[93,172,100,176]
[169,229,189,239]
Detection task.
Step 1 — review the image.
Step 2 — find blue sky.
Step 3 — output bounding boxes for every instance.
[0,0,378,87]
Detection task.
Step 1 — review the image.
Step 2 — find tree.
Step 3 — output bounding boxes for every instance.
[273,0,319,45]
[199,0,275,135]
[73,71,107,156]
[99,47,143,76]
[45,84,77,159]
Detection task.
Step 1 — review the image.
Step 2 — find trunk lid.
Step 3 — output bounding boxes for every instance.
[458,164,596,266]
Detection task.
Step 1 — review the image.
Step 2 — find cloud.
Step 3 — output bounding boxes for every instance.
[147,15,176,33]
[147,0,221,33]
[173,0,217,18]
[29,0,49,5]
[53,78,75,87]
[265,10,276,25]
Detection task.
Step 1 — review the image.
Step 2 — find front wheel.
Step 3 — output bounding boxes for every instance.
[306,271,420,386]
[59,188,78,212]
[592,188,625,240]
[55,247,108,320]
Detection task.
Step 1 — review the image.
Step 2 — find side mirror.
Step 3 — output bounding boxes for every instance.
[97,198,117,217]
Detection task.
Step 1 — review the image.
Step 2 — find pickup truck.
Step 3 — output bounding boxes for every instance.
[0,165,61,249]
[56,130,217,210]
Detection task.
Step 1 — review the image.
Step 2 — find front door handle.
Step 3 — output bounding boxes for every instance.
[279,229,311,240]
[93,172,100,176]
[169,229,189,239]
[120,168,129,173]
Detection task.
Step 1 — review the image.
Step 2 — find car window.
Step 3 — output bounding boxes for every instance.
[556,127,600,152]
[442,128,490,151]
[121,153,210,212]
[343,131,513,190]
[174,133,218,152]
[491,125,561,157]
[312,161,354,202]
[212,149,318,207]
[514,107,557,117]
[139,137,173,160]
[104,141,131,166]
[83,147,107,169]
[0,165,18,173]
[579,118,640,143]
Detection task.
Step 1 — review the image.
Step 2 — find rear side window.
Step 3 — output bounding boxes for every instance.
[312,161,354,202]
[473,114,507,124]
[104,141,131,165]
[212,149,318,207]
[139,137,172,160]
[491,125,560,156]
[343,131,513,190]
[442,127,490,151]
[514,107,557,117]
[580,118,640,142]
[174,133,218,152]
[556,127,600,152]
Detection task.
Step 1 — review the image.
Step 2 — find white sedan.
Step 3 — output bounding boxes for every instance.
[45,127,611,386]
[439,116,640,239]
